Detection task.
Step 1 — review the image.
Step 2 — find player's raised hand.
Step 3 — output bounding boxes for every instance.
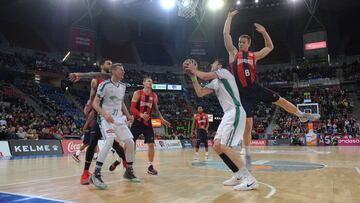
[69,73,81,83]
[228,10,238,17]
[254,23,266,34]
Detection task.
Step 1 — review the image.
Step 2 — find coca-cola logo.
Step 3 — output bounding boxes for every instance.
[68,142,81,153]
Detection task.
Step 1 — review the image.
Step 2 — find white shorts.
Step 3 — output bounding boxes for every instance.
[215,107,246,147]
[100,116,133,142]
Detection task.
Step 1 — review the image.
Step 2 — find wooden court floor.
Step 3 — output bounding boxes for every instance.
[0,146,360,203]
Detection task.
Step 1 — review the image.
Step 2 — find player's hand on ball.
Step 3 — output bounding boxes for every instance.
[254,23,266,34]
[183,59,198,75]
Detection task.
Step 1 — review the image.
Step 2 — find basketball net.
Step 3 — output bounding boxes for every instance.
[176,0,199,18]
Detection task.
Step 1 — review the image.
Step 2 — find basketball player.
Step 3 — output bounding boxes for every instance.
[184,58,258,190]
[69,59,127,185]
[126,77,171,175]
[223,10,320,170]
[90,63,139,189]
[191,106,209,161]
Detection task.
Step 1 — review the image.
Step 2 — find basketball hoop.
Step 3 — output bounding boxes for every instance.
[177,0,199,18]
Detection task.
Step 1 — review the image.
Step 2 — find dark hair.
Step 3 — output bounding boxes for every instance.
[239,34,251,43]
[208,58,226,69]
[213,58,226,67]
[99,58,111,66]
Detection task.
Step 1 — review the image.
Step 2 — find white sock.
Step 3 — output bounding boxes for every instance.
[234,168,250,179]
[148,162,153,166]
[94,153,98,158]
[75,150,81,156]
[205,152,209,156]
[295,110,304,117]
[244,147,250,155]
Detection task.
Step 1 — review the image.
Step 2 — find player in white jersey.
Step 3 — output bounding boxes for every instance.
[183,58,258,191]
[90,63,139,190]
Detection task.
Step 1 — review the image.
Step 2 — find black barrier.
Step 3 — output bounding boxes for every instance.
[180,139,192,148]
[9,140,63,156]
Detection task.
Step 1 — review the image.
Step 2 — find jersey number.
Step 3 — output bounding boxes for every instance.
[112,109,118,116]
[245,69,250,77]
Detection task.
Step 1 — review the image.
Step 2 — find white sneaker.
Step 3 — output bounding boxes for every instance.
[223,176,242,186]
[233,176,259,191]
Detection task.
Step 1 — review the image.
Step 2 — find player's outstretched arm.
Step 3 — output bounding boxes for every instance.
[69,72,110,82]
[254,23,274,61]
[190,75,214,98]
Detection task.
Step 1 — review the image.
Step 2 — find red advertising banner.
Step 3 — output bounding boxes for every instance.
[71,27,95,53]
[61,140,83,155]
[304,41,327,50]
[338,138,360,146]
[250,139,267,146]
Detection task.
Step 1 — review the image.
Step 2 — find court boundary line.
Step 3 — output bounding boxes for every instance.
[355,167,360,175]
[258,182,277,198]
[0,191,75,203]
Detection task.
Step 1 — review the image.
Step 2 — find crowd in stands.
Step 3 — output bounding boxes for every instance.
[272,86,359,136]
[1,49,360,141]
[0,81,81,140]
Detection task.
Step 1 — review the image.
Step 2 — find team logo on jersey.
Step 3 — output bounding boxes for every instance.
[109,96,119,102]
[237,59,254,65]
[140,101,153,108]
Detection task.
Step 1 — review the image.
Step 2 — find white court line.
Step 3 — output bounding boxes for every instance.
[258,181,277,199]
[355,167,360,175]
[162,174,277,199]
[0,191,75,203]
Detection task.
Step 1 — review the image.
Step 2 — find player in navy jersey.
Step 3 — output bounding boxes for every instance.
[223,10,320,170]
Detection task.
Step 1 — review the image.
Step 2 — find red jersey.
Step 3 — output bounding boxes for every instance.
[96,79,104,90]
[135,90,155,126]
[194,113,208,129]
[230,51,256,88]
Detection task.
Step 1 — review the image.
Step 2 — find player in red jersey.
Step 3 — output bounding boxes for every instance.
[69,59,127,185]
[223,10,320,170]
[127,77,171,175]
[191,106,209,161]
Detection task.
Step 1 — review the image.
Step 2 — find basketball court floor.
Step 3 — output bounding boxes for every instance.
[0,146,359,203]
